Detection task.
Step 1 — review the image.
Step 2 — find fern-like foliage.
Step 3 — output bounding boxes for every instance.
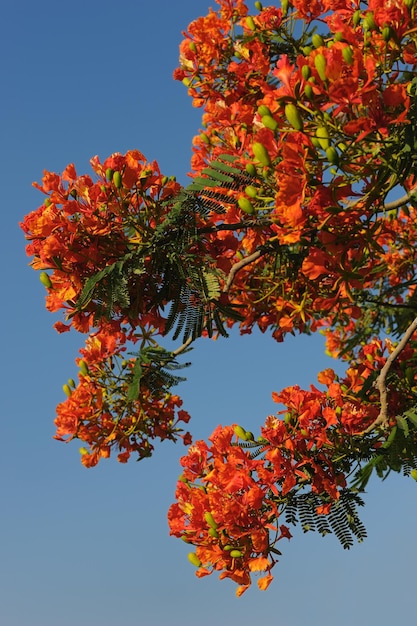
[127,345,192,402]
[352,409,417,490]
[75,154,252,339]
[284,489,367,549]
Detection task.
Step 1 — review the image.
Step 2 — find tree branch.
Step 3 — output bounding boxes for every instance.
[362,316,417,434]
[223,249,264,293]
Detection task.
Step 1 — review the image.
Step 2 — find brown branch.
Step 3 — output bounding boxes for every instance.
[384,187,417,211]
[362,316,417,434]
[223,249,265,293]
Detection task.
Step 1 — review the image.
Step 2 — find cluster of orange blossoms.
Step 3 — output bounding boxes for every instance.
[21,0,417,593]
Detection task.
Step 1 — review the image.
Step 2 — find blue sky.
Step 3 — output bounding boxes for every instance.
[2,1,417,624]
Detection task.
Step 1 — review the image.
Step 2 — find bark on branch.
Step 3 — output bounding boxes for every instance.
[363,316,417,434]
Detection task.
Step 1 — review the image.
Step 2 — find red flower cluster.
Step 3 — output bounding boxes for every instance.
[21,0,417,594]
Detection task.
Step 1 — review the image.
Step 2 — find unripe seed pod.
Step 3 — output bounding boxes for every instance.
[258,104,272,117]
[234,425,249,440]
[285,103,303,131]
[314,53,327,81]
[252,142,272,166]
[363,12,376,31]
[230,550,244,558]
[262,114,278,131]
[105,167,113,181]
[301,65,311,80]
[238,197,255,214]
[113,171,122,189]
[304,84,314,99]
[79,360,89,376]
[246,16,256,30]
[187,552,202,567]
[316,126,330,150]
[245,162,257,176]
[352,9,361,26]
[342,46,353,64]
[204,511,218,529]
[245,185,258,198]
[312,33,324,48]
[326,146,339,165]
[39,271,52,288]
[233,425,246,441]
[382,26,391,42]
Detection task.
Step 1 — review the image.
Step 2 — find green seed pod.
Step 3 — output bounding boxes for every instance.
[314,53,327,81]
[234,425,249,440]
[204,511,218,529]
[62,384,72,397]
[39,271,52,288]
[187,552,202,567]
[257,104,271,117]
[326,146,339,165]
[105,167,113,181]
[245,162,257,176]
[352,9,361,26]
[238,197,255,214]
[301,65,311,80]
[262,114,278,131]
[230,550,244,558]
[285,103,303,131]
[316,126,330,150]
[382,26,391,42]
[113,171,122,189]
[79,360,89,376]
[246,16,256,30]
[252,142,272,167]
[245,185,258,198]
[342,46,353,64]
[363,12,376,31]
[312,33,324,48]
[304,83,314,99]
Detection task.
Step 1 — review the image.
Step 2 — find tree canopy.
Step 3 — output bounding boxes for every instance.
[21,0,417,595]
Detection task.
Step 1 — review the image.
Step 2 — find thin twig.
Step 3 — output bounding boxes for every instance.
[223,249,264,293]
[362,316,417,434]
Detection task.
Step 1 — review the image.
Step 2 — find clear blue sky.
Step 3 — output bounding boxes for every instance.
[2,1,416,624]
